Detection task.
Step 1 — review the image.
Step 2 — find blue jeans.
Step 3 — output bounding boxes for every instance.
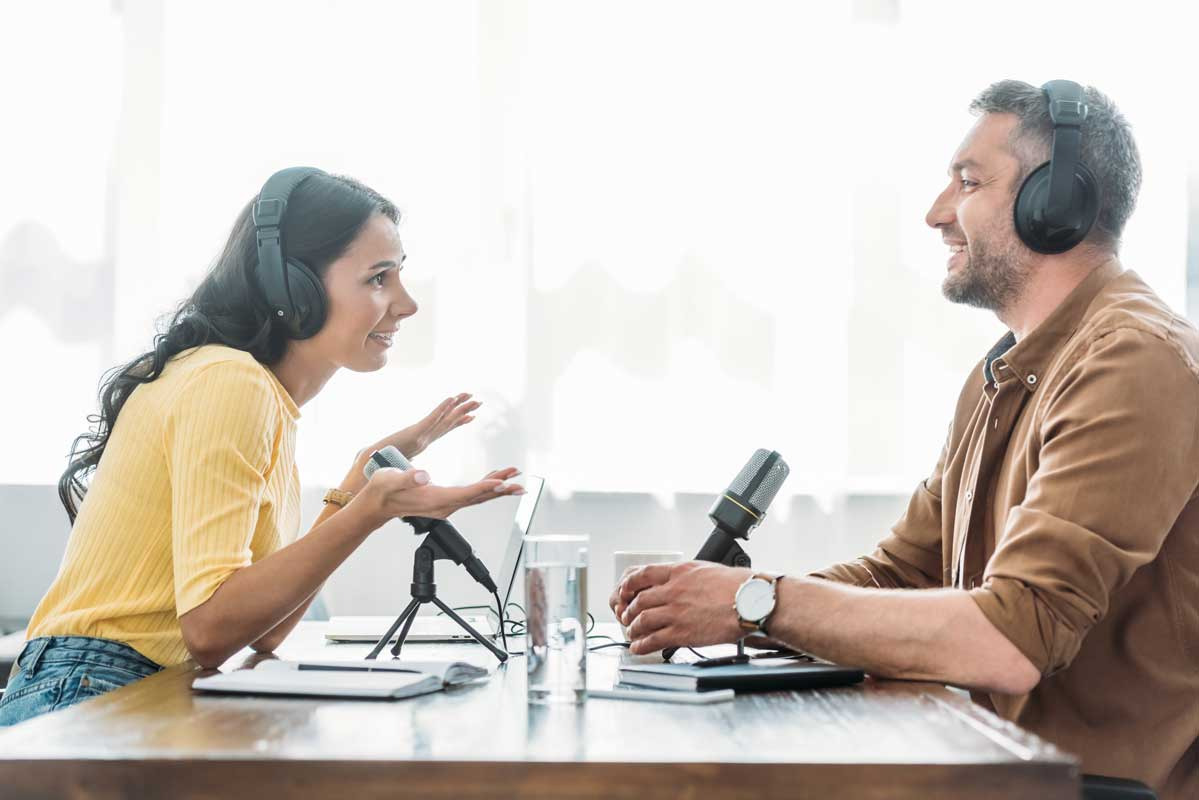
[0,636,162,726]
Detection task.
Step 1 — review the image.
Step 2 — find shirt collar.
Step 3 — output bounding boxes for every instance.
[983,331,1016,385]
[984,258,1124,392]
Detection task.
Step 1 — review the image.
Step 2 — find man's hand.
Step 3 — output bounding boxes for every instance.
[610,561,750,655]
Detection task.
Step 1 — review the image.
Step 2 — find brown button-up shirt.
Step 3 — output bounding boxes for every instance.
[814,259,1199,799]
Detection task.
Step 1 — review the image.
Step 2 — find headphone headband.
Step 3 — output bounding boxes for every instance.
[1041,80,1088,233]
[253,167,328,337]
[1012,79,1100,254]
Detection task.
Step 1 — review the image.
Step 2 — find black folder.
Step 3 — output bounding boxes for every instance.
[617,659,865,693]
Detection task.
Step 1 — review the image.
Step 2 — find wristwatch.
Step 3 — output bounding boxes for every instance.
[733,573,780,635]
[322,488,355,508]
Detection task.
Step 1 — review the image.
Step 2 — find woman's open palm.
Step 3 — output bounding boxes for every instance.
[360,465,523,523]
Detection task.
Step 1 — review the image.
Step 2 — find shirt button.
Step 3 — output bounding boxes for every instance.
[965,489,973,502]
[1027,374,1038,385]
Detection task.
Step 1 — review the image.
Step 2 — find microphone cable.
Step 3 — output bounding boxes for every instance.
[493,591,508,656]
[439,601,622,657]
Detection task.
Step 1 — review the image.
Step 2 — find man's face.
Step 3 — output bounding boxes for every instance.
[926,113,1035,313]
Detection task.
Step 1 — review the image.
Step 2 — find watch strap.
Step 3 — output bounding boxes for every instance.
[322,488,355,508]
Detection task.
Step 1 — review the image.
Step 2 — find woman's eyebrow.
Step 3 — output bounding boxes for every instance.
[366,254,407,272]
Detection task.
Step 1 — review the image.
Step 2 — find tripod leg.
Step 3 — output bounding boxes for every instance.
[366,598,421,660]
[389,602,422,657]
[431,596,509,663]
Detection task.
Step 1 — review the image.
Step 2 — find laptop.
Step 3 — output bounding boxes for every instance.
[325,475,545,644]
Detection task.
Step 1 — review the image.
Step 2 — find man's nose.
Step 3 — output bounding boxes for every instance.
[925,185,956,230]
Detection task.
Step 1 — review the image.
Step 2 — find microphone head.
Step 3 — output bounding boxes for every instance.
[709,449,790,538]
[728,448,790,514]
[363,445,412,480]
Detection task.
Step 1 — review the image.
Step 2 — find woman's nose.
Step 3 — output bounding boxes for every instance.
[392,286,418,319]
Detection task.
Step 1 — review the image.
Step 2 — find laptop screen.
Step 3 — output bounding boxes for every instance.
[494,475,545,611]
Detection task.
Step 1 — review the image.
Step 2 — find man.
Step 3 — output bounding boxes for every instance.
[611,80,1198,799]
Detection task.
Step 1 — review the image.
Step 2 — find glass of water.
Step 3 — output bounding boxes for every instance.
[524,533,588,705]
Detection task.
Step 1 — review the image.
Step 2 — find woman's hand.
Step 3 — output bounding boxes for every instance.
[356,465,524,528]
[365,393,481,463]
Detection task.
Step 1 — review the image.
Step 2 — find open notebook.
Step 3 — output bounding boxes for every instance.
[192,659,489,700]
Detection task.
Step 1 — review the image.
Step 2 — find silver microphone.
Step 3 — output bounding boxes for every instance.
[363,444,411,479]
[694,449,790,565]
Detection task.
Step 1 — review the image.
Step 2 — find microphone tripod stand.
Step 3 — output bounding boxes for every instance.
[365,524,509,664]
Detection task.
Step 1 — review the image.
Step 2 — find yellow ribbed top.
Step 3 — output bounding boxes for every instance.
[27,344,302,666]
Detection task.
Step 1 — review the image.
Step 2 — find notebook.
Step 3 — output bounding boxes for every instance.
[191,658,489,699]
[192,669,441,699]
[258,658,488,684]
[618,658,865,693]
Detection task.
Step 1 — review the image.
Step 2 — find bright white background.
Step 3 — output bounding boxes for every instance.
[1,1,1196,618]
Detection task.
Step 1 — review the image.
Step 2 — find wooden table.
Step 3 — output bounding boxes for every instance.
[0,622,1078,799]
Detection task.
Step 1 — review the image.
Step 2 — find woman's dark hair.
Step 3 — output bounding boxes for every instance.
[58,172,399,523]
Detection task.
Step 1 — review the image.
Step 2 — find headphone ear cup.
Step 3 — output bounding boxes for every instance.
[283,258,327,339]
[1014,161,1101,254]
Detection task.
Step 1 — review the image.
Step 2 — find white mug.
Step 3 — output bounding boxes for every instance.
[612,550,685,641]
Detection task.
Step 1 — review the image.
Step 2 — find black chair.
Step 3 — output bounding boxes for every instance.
[1082,774,1157,799]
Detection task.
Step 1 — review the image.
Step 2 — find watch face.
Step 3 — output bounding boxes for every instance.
[736,579,775,621]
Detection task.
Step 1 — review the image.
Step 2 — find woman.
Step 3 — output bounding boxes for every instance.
[0,168,522,725]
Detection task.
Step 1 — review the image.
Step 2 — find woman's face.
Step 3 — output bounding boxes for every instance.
[310,212,417,373]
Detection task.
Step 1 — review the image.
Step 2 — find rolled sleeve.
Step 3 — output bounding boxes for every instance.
[970,328,1199,675]
[164,360,281,617]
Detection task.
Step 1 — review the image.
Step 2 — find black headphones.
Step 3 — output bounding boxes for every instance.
[252,166,329,339]
[1012,80,1101,254]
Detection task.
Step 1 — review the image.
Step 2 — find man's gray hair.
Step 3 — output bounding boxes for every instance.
[970,79,1142,250]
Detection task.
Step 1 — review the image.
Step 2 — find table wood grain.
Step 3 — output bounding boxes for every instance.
[0,622,1078,799]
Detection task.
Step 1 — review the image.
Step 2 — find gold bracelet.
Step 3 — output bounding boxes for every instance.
[322,488,355,508]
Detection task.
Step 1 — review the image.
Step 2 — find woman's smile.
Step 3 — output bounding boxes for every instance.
[368,329,396,347]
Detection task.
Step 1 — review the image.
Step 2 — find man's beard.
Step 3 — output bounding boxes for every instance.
[941,227,1032,313]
